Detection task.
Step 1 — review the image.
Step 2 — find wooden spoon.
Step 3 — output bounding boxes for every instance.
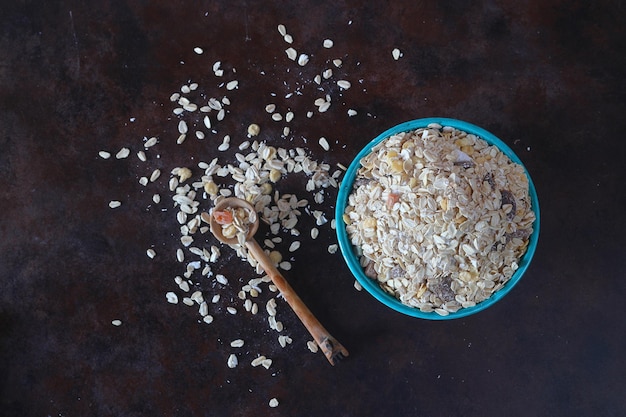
[208,197,349,365]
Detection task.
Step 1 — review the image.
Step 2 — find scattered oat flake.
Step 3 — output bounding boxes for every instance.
[297,54,309,66]
[227,354,238,368]
[323,39,333,48]
[285,47,297,61]
[194,47,203,54]
[277,24,287,36]
[115,148,130,159]
[109,200,121,209]
[319,137,330,151]
[392,48,403,60]
[111,320,122,326]
[307,340,319,353]
[147,249,156,259]
[337,80,351,90]
[269,398,279,408]
[166,292,178,304]
[99,151,111,159]
[230,339,245,348]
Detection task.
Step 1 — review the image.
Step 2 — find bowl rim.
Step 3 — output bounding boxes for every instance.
[335,117,540,320]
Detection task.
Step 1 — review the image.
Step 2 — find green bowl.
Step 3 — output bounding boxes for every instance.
[335,118,540,320]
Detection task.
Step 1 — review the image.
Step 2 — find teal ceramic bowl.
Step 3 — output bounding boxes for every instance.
[335,118,540,320]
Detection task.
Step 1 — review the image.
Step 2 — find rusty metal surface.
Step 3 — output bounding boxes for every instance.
[1,1,625,416]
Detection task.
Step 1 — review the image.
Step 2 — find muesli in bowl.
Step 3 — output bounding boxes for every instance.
[336,118,539,319]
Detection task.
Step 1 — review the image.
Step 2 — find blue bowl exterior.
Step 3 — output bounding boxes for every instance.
[335,118,540,320]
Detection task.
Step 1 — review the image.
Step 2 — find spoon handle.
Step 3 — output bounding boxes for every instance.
[245,239,349,365]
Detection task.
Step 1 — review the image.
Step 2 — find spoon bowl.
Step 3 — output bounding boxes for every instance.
[209,197,259,245]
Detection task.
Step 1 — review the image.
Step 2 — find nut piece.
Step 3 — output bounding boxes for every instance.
[247,123,261,137]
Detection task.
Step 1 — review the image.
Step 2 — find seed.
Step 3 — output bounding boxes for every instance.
[283,34,293,44]
[99,151,111,159]
[176,248,184,262]
[152,194,160,204]
[288,241,300,252]
[279,261,292,271]
[203,115,211,129]
[269,398,279,408]
[247,123,260,136]
[166,292,178,304]
[217,108,225,121]
[285,111,294,122]
[271,113,282,121]
[109,200,121,209]
[297,54,309,66]
[319,137,330,151]
[216,274,228,285]
[227,306,237,315]
[178,120,188,134]
[226,80,239,90]
[146,249,156,259]
[347,109,357,117]
[310,227,319,239]
[203,315,214,324]
[139,176,148,186]
[111,320,122,326]
[322,69,332,79]
[323,39,333,48]
[262,358,273,369]
[333,59,342,68]
[307,340,319,353]
[194,46,203,54]
[285,47,297,60]
[277,24,287,36]
[265,104,276,113]
[115,147,130,159]
[328,244,338,254]
[337,80,351,90]
[177,134,186,144]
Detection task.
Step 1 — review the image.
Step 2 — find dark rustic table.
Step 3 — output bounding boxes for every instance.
[1,1,624,416]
